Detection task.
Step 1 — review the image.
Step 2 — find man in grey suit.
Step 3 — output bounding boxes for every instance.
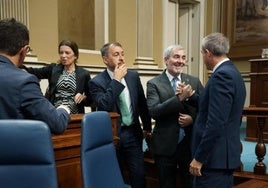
[0,18,70,134]
[146,45,203,188]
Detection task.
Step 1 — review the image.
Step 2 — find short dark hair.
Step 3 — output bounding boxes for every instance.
[100,42,122,57]
[0,18,29,56]
[58,40,79,59]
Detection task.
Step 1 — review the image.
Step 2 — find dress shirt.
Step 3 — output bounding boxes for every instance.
[166,70,182,87]
[213,58,230,72]
[165,70,185,143]
[106,69,133,124]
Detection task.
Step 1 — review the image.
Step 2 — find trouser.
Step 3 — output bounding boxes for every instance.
[154,138,193,188]
[193,168,234,188]
[117,125,146,188]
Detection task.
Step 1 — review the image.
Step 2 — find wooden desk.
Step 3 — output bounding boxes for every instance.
[52,112,119,188]
[246,59,268,142]
[243,107,268,175]
[234,179,268,188]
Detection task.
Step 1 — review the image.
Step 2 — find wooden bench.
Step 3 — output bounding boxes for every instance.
[235,179,268,188]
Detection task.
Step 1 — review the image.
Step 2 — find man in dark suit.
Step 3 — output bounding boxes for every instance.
[88,42,152,188]
[189,32,246,188]
[0,18,70,134]
[146,45,203,188]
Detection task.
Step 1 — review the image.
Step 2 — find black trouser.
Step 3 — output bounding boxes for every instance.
[193,168,234,188]
[154,138,193,188]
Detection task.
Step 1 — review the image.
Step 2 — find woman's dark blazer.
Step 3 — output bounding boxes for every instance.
[27,63,92,113]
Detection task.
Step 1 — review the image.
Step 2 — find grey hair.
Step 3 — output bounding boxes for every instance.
[201,32,229,56]
[163,45,184,59]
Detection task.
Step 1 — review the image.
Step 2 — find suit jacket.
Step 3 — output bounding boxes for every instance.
[146,70,203,156]
[88,69,152,139]
[27,63,92,113]
[0,55,70,134]
[192,60,246,169]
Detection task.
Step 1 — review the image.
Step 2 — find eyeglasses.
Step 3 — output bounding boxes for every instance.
[25,45,32,53]
[201,49,208,55]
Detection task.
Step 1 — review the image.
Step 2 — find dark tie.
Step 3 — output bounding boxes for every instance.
[172,77,178,92]
[172,77,185,143]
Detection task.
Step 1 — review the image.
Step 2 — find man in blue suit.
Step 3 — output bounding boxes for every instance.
[0,18,70,134]
[188,32,246,188]
[88,42,152,188]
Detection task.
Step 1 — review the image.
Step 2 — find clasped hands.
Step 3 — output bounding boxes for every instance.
[176,82,195,101]
[74,93,86,104]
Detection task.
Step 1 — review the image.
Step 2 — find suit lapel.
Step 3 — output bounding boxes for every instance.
[159,71,174,96]
[75,66,83,92]
[50,65,63,93]
[124,72,135,110]
[100,70,112,88]
[103,70,122,112]
[181,73,189,84]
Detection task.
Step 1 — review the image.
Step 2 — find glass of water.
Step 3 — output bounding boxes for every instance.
[261,49,268,58]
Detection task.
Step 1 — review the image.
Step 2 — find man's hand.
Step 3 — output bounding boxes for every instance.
[114,64,127,81]
[57,105,71,115]
[177,84,195,101]
[143,130,152,139]
[178,113,193,127]
[189,158,202,176]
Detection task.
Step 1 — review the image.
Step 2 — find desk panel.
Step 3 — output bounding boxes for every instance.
[52,113,119,188]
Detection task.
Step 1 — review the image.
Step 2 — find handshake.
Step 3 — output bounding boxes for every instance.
[176,83,195,101]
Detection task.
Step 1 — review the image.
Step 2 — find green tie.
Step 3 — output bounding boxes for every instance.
[119,91,132,126]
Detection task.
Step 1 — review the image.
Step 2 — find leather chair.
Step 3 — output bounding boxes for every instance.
[0,120,58,188]
[81,111,125,188]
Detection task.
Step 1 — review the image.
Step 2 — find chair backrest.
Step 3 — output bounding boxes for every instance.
[81,111,125,188]
[0,120,58,188]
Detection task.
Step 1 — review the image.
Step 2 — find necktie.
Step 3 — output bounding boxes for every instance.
[119,91,132,126]
[172,77,185,144]
[172,77,178,92]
